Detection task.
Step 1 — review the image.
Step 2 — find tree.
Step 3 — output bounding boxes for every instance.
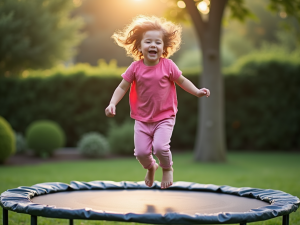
[166,0,300,162]
[0,0,84,77]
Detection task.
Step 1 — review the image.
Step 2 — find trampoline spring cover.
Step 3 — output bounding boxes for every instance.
[1,181,299,224]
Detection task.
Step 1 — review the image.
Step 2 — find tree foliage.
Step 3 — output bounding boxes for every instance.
[268,0,300,22]
[164,0,300,58]
[165,0,300,35]
[0,0,84,76]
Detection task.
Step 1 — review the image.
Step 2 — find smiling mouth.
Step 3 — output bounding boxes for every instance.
[148,50,157,55]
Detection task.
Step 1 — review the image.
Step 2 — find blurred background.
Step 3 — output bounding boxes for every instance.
[0,1,300,224]
[0,0,299,161]
[73,0,300,69]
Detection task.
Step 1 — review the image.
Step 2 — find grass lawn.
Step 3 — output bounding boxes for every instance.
[0,151,299,225]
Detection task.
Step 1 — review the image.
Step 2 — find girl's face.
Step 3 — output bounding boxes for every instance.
[139,30,164,66]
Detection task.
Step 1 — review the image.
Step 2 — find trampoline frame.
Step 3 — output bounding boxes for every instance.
[1,210,291,225]
[1,181,299,225]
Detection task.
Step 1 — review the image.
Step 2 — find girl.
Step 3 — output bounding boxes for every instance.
[105,16,210,189]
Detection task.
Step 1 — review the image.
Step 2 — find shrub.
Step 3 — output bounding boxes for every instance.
[77,132,109,157]
[227,49,299,75]
[108,120,134,155]
[15,132,28,154]
[0,116,15,163]
[26,120,65,158]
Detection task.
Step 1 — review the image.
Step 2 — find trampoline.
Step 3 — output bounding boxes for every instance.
[1,181,299,225]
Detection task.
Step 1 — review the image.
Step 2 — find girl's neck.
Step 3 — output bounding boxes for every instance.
[143,58,161,67]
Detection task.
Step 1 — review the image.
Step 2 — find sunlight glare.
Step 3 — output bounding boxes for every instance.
[279,11,287,18]
[177,1,186,8]
[203,0,210,5]
[73,0,82,7]
[197,1,209,14]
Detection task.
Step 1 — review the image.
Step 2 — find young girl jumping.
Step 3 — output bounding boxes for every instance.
[105,16,210,189]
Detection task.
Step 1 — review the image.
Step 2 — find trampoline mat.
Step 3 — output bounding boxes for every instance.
[31,189,270,215]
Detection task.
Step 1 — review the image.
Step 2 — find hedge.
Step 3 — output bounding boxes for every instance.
[225,58,300,150]
[0,73,129,147]
[0,58,299,151]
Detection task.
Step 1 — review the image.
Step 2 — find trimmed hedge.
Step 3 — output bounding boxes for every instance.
[0,116,15,163]
[0,58,299,151]
[26,120,65,157]
[0,73,129,147]
[77,132,110,157]
[225,58,300,150]
[108,120,134,155]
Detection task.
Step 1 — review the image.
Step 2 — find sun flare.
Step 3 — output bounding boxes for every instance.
[197,1,210,14]
[177,1,186,8]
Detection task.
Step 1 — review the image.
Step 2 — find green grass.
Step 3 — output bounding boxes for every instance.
[0,152,299,225]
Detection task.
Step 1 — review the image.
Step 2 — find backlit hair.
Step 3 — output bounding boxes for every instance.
[112,15,182,61]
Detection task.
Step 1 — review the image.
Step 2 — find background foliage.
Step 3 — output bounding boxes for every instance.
[0,55,299,151]
[77,132,110,157]
[26,120,66,157]
[108,120,135,155]
[173,0,300,70]
[0,116,15,163]
[0,0,84,76]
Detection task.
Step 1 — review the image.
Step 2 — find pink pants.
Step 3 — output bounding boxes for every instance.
[134,117,175,169]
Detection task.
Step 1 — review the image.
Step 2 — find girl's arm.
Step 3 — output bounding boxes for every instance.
[105,79,130,117]
[175,75,210,98]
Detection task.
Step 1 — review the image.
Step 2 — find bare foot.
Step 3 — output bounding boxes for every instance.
[161,167,173,189]
[145,163,158,187]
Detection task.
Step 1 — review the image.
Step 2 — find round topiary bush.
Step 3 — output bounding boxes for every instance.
[77,132,110,157]
[108,120,134,155]
[0,116,16,164]
[26,120,65,158]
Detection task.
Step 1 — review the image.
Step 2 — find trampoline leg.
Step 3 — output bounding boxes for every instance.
[3,208,8,225]
[31,215,37,225]
[69,219,74,225]
[282,214,289,225]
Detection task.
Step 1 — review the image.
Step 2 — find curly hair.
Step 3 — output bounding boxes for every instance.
[112,15,182,61]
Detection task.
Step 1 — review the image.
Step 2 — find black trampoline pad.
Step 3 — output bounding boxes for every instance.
[31,189,269,215]
[2,181,299,224]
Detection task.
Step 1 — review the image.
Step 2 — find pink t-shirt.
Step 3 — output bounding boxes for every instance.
[122,58,182,122]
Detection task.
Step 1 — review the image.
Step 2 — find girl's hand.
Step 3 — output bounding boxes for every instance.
[105,104,116,117]
[197,88,210,98]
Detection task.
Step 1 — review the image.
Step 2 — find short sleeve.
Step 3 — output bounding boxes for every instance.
[168,59,182,81]
[121,62,136,83]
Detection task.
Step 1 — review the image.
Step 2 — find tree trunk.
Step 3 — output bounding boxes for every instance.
[184,0,227,162]
[195,36,226,162]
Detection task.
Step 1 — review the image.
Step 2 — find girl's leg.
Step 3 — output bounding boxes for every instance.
[134,120,158,187]
[152,117,175,189]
